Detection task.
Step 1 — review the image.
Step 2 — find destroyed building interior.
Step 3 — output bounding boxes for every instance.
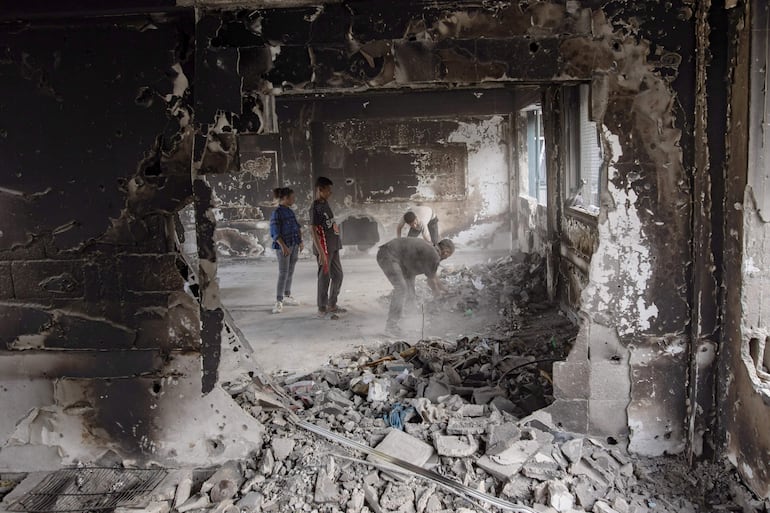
[2,0,770,512]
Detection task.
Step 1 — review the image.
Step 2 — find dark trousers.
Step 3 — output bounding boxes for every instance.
[377,248,415,326]
[317,250,343,310]
[427,217,439,245]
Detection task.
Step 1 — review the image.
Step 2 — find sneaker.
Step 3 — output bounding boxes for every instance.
[282,296,300,306]
[328,305,347,314]
[272,301,283,314]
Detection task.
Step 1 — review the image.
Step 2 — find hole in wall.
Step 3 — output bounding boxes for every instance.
[529,41,539,53]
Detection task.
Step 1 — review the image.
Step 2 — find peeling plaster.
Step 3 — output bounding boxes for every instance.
[582,129,658,336]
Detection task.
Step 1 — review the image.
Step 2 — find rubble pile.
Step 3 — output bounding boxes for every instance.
[434,253,549,330]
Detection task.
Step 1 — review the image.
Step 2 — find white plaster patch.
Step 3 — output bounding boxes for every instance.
[581,127,658,336]
[445,116,508,217]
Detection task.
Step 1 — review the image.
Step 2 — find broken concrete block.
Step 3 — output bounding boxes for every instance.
[593,501,620,513]
[177,494,209,513]
[367,379,391,402]
[489,396,517,415]
[236,492,264,512]
[523,451,563,481]
[472,386,505,405]
[446,417,487,435]
[346,488,365,513]
[173,475,193,509]
[501,475,534,501]
[363,482,383,513]
[422,379,451,403]
[425,494,443,513]
[486,423,522,455]
[456,404,485,417]
[612,497,629,513]
[476,455,523,481]
[202,461,243,497]
[560,438,584,464]
[325,388,354,408]
[547,480,574,513]
[490,438,541,466]
[271,437,295,461]
[314,467,341,504]
[259,448,275,476]
[369,429,435,470]
[210,480,238,503]
[433,435,479,457]
[415,485,436,513]
[573,476,601,510]
[379,482,415,512]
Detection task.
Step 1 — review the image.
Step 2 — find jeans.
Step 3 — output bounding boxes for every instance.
[317,250,343,311]
[276,244,300,302]
[377,247,415,327]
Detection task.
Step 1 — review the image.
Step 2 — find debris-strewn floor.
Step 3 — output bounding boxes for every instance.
[2,255,766,513]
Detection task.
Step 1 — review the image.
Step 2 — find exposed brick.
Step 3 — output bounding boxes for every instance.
[553,361,590,400]
[119,254,185,292]
[11,260,85,299]
[0,262,13,298]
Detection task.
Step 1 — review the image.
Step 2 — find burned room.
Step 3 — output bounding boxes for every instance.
[1,1,770,513]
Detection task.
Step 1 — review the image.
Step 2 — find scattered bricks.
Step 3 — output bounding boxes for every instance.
[11,260,85,299]
[456,404,485,417]
[560,438,584,464]
[547,480,574,513]
[446,417,487,435]
[370,429,435,471]
[486,423,522,455]
[434,435,479,457]
[379,482,415,511]
[593,501,620,513]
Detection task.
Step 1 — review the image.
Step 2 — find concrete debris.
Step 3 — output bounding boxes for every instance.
[433,435,479,457]
[100,256,759,513]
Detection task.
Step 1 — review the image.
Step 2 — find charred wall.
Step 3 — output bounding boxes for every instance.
[0,12,206,464]
[190,0,697,458]
[720,0,770,499]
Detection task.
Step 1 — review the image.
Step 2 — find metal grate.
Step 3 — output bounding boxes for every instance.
[9,467,168,513]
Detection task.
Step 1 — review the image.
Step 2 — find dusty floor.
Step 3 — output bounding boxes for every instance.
[218,250,508,374]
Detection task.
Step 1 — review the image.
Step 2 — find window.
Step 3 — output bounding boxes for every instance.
[565,84,602,216]
[523,105,547,204]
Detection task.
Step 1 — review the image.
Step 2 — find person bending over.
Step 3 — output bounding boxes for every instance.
[396,206,439,245]
[377,237,455,335]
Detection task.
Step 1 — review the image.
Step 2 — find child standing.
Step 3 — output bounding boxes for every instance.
[269,187,303,314]
[310,177,345,318]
